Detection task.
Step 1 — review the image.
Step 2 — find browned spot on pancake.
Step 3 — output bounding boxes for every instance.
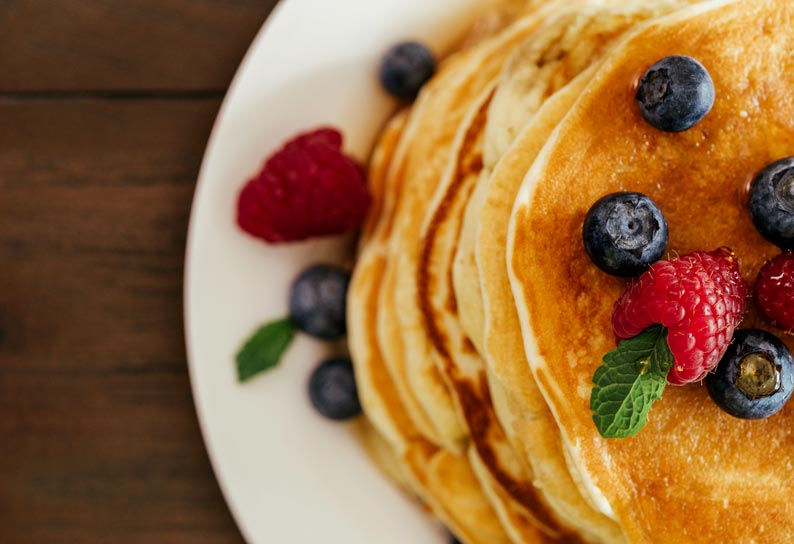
[446,270,459,316]
[402,438,440,489]
[511,207,533,290]
[447,155,483,319]
[461,336,477,355]
[456,375,578,541]
[418,94,491,359]
[558,533,588,544]
[412,436,439,458]
[538,49,567,68]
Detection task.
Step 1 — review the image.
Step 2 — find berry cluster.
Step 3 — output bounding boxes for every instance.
[585,152,794,427]
[586,56,794,434]
[583,193,748,390]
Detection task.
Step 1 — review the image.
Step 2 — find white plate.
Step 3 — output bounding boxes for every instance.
[184,0,489,542]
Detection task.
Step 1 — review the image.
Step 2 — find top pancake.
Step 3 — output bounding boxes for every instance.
[508,0,794,542]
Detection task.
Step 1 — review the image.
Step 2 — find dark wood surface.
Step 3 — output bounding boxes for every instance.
[0,2,279,542]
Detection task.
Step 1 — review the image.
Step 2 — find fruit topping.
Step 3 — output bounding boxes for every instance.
[289,265,350,341]
[749,157,794,249]
[612,248,747,385]
[755,252,794,333]
[706,329,794,419]
[582,192,668,277]
[635,55,715,133]
[592,249,747,438]
[308,358,362,421]
[237,127,370,243]
[379,42,436,100]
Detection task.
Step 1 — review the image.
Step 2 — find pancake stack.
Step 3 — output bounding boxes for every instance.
[348,1,794,542]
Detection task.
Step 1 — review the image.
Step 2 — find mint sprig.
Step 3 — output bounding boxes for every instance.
[236,318,295,382]
[590,324,673,438]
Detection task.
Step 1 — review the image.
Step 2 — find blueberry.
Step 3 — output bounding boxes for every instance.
[308,358,361,421]
[635,55,715,132]
[289,265,350,340]
[749,157,794,249]
[706,329,794,420]
[582,192,668,277]
[379,42,436,100]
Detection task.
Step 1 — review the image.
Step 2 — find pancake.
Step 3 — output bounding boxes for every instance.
[351,0,794,542]
[380,2,560,455]
[466,2,706,539]
[398,2,642,539]
[478,69,626,544]
[349,5,550,541]
[453,162,490,354]
[352,4,595,540]
[454,0,698,369]
[422,2,693,542]
[414,81,571,542]
[349,99,519,544]
[507,0,794,542]
[350,110,421,450]
[372,8,572,536]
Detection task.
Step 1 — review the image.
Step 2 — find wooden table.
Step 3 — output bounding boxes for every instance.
[1,2,278,541]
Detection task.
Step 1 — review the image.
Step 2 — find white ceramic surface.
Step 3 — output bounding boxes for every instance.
[184,0,489,541]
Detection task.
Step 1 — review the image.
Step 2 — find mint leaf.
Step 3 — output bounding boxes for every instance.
[236,318,295,382]
[590,324,673,438]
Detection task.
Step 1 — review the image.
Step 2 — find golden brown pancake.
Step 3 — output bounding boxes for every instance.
[508,1,794,542]
[350,104,519,544]
[351,3,608,540]
[395,2,621,539]
[478,68,627,544]
[416,85,570,541]
[382,8,565,454]
[349,5,552,541]
[350,0,794,542]
[368,6,570,540]
[351,110,421,450]
[423,2,693,542]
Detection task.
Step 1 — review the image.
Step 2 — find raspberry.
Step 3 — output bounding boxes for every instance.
[237,127,370,243]
[611,248,748,385]
[755,252,794,333]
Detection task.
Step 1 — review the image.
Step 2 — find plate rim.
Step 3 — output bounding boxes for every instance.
[182,3,289,541]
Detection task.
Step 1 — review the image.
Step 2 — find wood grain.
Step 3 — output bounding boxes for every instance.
[0,98,244,543]
[0,0,278,92]
[0,1,280,541]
